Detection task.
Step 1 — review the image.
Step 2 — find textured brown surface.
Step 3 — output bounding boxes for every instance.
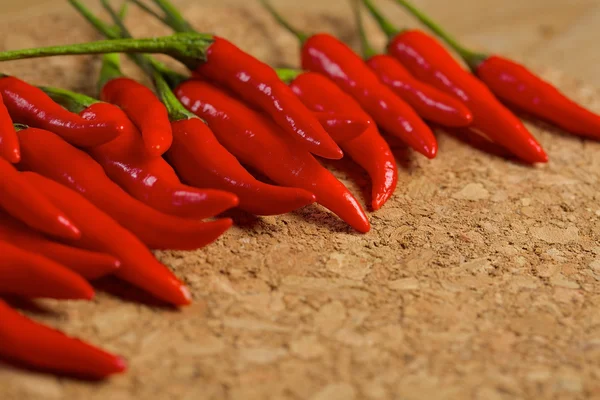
[1,2,600,400]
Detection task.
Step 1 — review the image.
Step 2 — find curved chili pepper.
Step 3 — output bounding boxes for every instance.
[0,156,81,240]
[0,95,19,163]
[21,172,191,306]
[387,0,600,139]
[167,117,317,216]
[259,2,436,159]
[176,80,370,232]
[99,53,173,156]
[0,76,119,147]
[287,72,397,210]
[362,0,547,164]
[78,102,239,219]
[17,126,233,251]
[0,300,126,378]
[0,213,119,280]
[0,240,94,300]
[312,111,371,142]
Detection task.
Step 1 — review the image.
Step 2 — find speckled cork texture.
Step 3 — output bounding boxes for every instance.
[1,2,600,400]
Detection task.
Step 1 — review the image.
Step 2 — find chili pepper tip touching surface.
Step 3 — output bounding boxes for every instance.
[0,76,119,147]
[17,126,233,251]
[284,71,397,211]
[22,172,192,306]
[0,95,19,162]
[389,0,600,140]
[0,300,127,379]
[261,0,437,159]
[0,213,120,280]
[361,0,547,164]
[0,156,81,240]
[0,241,95,300]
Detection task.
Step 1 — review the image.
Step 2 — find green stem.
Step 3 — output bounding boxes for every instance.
[127,0,171,27]
[39,86,99,113]
[260,0,309,44]
[351,0,377,59]
[361,0,401,38]
[275,68,303,83]
[390,0,487,68]
[0,33,214,70]
[149,0,196,33]
[98,53,124,94]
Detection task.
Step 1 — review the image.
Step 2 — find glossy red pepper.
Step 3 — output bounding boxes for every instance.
[0,240,95,300]
[22,172,191,306]
[312,111,371,142]
[167,116,317,216]
[387,0,600,140]
[287,72,397,210]
[17,126,233,251]
[0,213,120,280]
[362,0,547,163]
[176,80,370,232]
[0,299,126,378]
[0,95,19,162]
[78,102,239,219]
[0,76,119,147]
[0,156,81,240]
[99,52,173,156]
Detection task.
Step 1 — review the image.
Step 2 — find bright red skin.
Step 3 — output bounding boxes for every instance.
[175,80,370,232]
[0,76,118,147]
[0,213,120,280]
[0,95,19,162]
[17,127,233,251]
[193,37,343,159]
[386,30,547,164]
[0,300,126,379]
[0,157,80,240]
[366,54,473,127]
[101,77,173,156]
[312,111,370,142]
[79,102,238,219]
[289,72,397,211]
[22,172,192,307]
[167,117,317,217]
[477,55,600,139]
[0,240,94,300]
[300,33,437,159]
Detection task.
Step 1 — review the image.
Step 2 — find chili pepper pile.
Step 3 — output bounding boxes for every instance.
[0,0,598,380]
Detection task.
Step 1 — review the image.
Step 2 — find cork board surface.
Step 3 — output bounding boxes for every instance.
[1,2,600,400]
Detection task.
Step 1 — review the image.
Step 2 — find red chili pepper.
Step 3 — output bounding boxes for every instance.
[17,126,232,251]
[0,240,95,300]
[99,53,173,156]
[260,3,437,159]
[0,299,126,378]
[0,95,19,163]
[362,0,547,163]
[0,213,120,280]
[312,111,371,142]
[176,79,370,232]
[0,76,119,147]
[21,172,191,306]
[78,102,239,219]
[286,72,397,210]
[0,156,81,240]
[387,0,600,140]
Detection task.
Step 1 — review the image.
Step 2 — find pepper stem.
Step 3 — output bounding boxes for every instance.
[259,0,309,44]
[390,0,488,69]
[39,86,100,114]
[148,0,196,33]
[127,0,172,27]
[351,0,378,59]
[361,0,401,39]
[98,53,124,94]
[275,68,303,84]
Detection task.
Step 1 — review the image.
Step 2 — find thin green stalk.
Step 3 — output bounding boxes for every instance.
[351,0,377,59]
[149,0,196,33]
[361,0,401,38]
[275,68,303,84]
[98,53,124,93]
[260,0,308,44]
[127,0,171,26]
[39,86,99,113]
